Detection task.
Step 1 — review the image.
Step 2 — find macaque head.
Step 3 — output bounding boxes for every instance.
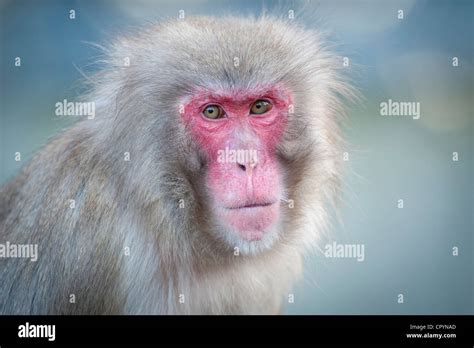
[98,16,351,255]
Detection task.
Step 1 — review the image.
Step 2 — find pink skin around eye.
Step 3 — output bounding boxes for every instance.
[181,86,292,241]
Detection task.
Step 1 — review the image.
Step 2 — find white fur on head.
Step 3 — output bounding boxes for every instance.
[85,15,354,252]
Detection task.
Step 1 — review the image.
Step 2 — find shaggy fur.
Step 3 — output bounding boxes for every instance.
[0,16,353,314]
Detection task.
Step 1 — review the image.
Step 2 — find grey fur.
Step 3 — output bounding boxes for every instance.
[0,16,354,314]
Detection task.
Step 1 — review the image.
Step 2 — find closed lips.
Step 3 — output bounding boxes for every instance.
[226,201,275,209]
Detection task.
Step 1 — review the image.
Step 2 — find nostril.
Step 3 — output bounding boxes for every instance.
[238,163,246,171]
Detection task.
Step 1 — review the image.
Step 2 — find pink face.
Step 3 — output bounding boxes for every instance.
[181,85,292,243]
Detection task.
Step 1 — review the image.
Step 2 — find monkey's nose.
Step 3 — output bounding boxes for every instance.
[236,160,257,172]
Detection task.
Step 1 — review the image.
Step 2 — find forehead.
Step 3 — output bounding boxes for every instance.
[182,84,293,107]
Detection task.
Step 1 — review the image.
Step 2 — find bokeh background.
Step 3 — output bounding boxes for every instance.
[0,0,472,314]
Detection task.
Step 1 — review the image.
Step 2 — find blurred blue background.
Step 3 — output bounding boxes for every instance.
[0,0,472,314]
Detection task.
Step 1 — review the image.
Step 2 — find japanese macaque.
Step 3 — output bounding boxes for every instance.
[0,16,353,314]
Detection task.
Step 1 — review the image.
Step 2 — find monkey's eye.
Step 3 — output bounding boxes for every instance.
[250,100,273,115]
[202,105,225,119]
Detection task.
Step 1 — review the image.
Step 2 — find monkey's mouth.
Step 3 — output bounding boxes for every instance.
[218,200,280,242]
[226,201,275,210]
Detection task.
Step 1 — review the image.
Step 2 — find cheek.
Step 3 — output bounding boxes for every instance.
[206,165,242,203]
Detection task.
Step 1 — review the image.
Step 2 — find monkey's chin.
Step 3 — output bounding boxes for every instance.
[217,204,281,255]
